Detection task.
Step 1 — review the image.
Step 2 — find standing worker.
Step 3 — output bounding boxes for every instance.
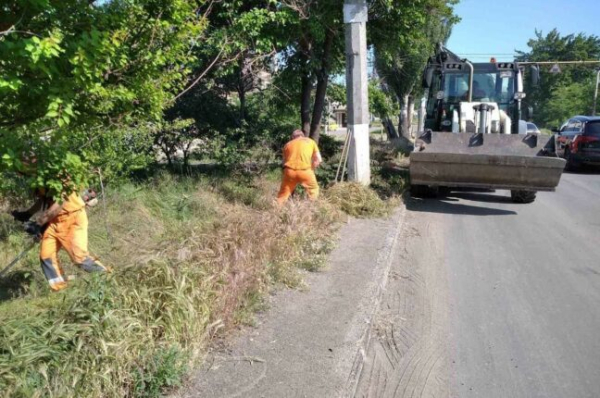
[12,187,109,291]
[277,129,322,204]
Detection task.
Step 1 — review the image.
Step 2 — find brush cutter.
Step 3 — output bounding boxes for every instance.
[0,240,38,278]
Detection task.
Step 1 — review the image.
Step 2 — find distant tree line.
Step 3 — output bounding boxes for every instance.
[517,29,600,128]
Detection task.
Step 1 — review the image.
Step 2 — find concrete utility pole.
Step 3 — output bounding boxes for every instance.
[344,0,370,184]
[593,68,600,116]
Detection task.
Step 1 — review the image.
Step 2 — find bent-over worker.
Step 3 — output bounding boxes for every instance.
[12,188,109,291]
[277,129,322,204]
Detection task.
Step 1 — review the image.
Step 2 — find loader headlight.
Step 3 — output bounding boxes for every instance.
[514,92,526,100]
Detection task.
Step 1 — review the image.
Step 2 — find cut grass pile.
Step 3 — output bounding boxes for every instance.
[325,182,395,218]
[0,166,402,397]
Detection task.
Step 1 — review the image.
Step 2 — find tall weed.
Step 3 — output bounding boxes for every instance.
[0,174,342,397]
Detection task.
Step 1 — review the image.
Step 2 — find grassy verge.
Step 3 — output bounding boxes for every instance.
[0,164,404,397]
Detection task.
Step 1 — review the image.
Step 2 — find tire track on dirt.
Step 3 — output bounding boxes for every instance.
[353,211,451,398]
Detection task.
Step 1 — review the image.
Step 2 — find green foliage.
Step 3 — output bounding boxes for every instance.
[369,82,399,120]
[544,80,596,127]
[371,0,459,107]
[153,118,197,166]
[1,0,207,197]
[517,29,600,126]
[132,346,188,398]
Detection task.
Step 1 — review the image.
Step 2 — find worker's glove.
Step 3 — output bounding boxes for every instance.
[11,210,31,223]
[24,221,44,240]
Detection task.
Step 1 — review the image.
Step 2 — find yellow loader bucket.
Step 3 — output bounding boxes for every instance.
[410,131,566,191]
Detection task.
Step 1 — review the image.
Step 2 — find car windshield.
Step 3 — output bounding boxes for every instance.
[586,121,600,137]
[527,123,537,130]
[443,71,515,107]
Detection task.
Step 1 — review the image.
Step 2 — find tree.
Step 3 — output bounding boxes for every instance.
[516,29,600,126]
[369,81,399,139]
[544,80,596,128]
[370,0,457,139]
[0,0,206,197]
[275,0,346,143]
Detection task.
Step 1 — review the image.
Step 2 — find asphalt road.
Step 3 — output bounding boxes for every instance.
[394,171,600,398]
[180,171,600,398]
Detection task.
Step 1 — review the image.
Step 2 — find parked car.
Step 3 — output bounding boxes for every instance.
[553,116,600,170]
[526,122,541,134]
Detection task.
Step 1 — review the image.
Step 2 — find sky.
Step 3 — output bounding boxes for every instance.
[446,0,600,62]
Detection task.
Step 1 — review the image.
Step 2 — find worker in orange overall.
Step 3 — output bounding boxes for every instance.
[277,129,322,204]
[12,188,109,291]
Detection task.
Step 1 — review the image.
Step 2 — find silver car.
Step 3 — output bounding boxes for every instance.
[527,122,541,134]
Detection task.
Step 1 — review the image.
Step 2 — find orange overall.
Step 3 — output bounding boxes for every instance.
[40,192,108,291]
[277,137,321,204]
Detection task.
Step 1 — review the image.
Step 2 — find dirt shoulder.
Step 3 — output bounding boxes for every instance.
[176,208,406,398]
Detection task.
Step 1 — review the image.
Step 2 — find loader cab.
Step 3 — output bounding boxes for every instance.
[424,62,523,134]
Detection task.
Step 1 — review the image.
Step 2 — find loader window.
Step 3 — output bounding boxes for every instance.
[426,72,442,117]
[443,74,469,102]
[476,72,514,104]
[438,71,514,108]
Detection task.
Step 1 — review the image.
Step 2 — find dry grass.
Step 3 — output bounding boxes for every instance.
[325,182,397,218]
[0,172,345,397]
[0,161,403,397]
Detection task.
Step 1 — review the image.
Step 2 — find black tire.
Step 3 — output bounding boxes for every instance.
[410,184,439,198]
[438,186,451,197]
[511,190,537,204]
[564,148,580,172]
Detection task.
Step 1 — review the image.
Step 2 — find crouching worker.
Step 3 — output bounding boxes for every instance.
[12,188,109,291]
[277,129,322,204]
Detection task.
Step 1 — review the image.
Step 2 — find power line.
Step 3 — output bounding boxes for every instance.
[518,60,600,65]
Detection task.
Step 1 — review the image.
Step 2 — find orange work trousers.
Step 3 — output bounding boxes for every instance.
[40,208,108,291]
[277,168,320,204]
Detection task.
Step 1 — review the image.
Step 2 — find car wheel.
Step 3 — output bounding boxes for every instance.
[511,190,537,204]
[564,148,580,172]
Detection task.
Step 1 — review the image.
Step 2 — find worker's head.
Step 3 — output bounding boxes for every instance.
[291,129,305,140]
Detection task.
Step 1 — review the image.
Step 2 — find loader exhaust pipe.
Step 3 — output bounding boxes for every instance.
[474,104,495,134]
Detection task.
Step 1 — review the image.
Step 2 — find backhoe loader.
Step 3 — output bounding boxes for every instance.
[410,48,565,203]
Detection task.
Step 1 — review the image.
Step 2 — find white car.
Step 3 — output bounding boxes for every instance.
[526,122,541,134]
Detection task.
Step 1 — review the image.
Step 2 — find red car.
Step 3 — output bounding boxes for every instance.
[554,116,600,170]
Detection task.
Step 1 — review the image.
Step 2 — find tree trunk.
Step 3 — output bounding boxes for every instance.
[407,96,415,138]
[384,117,399,140]
[309,30,335,144]
[238,85,246,125]
[309,73,328,144]
[238,89,246,126]
[237,54,252,125]
[300,73,312,135]
[299,36,313,136]
[399,94,412,139]
[164,147,172,167]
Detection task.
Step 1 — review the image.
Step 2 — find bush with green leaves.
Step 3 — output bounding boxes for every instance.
[1,0,207,197]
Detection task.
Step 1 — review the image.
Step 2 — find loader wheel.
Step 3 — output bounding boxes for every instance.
[410,185,439,198]
[511,190,537,204]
